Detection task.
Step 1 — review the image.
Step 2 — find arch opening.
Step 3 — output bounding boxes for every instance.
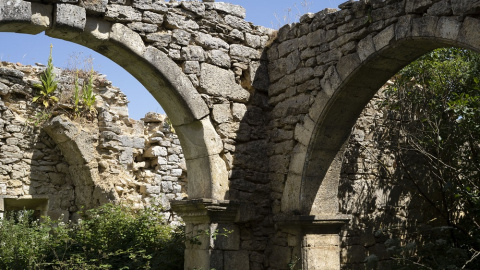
[0,1,229,202]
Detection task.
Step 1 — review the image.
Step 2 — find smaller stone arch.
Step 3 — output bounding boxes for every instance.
[0,0,229,201]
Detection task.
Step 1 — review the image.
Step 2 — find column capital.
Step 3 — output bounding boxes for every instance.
[171,199,240,223]
[275,214,351,233]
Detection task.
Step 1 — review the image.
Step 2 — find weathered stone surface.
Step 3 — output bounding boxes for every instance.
[143,11,164,24]
[230,44,260,61]
[195,32,229,50]
[225,16,251,33]
[105,5,141,22]
[165,12,199,30]
[53,4,86,32]
[181,46,205,61]
[110,23,145,56]
[181,1,205,17]
[199,63,250,102]
[212,2,246,18]
[207,50,231,68]
[81,0,108,15]
[0,0,31,22]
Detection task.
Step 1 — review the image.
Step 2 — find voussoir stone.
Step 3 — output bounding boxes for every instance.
[199,63,250,102]
[0,0,31,22]
[54,4,86,31]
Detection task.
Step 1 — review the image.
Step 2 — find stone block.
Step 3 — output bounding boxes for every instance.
[143,11,164,24]
[181,46,205,61]
[458,17,480,50]
[105,4,142,22]
[199,63,250,102]
[405,0,434,13]
[225,250,249,270]
[181,1,205,17]
[427,0,452,16]
[110,23,146,56]
[226,14,251,31]
[145,146,168,157]
[435,16,461,41]
[172,29,191,45]
[373,24,395,51]
[195,32,229,50]
[207,49,231,68]
[51,4,86,38]
[212,2,246,18]
[320,66,341,97]
[452,0,480,15]
[183,61,200,74]
[336,53,361,81]
[213,224,240,250]
[411,16,438,37]
[0,0,31,24]
[165,12,199,30]
[230,44,260,62]
[212,103,232,123]
[81,0,108,15]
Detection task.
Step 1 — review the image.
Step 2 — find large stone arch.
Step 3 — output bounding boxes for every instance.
[268,1,480,269]
[278,1,480,217]
[303,15,480,217]
[0,0,227,200]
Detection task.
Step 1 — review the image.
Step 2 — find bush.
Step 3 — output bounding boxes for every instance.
[0,204,184,270]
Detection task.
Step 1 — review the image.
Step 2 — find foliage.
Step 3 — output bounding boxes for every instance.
[81,68,97,115]
[0,204,185,270]
[33,45,59,108]
[72,68,97,120]
[26,111,53,127]
[378,47,480,269]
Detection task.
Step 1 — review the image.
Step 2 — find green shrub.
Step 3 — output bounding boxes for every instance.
[0,204,184,270]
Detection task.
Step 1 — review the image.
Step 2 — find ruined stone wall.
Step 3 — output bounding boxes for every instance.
[0,61,186,223]
[338,87,450,269]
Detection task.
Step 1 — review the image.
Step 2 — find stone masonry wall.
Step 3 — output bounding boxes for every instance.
[339,86,450,269]
[0,61,186,223]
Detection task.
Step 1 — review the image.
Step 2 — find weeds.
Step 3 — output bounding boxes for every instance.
[33,44,59,108]
[0,204,184,270]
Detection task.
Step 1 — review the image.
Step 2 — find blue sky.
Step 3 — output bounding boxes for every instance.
[0,0,345,120]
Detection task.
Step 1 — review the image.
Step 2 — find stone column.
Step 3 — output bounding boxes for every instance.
[172,199,243,270]
[277,214,350,270]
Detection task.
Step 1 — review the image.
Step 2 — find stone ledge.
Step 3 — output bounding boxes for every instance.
[171,199,239,223]
[275,214,351,233]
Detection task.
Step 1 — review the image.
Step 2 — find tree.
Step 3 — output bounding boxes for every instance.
[380,47,480,269]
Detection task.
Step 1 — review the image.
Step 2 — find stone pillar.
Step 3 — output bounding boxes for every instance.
[171,199,242,270]
[277,214,350,270]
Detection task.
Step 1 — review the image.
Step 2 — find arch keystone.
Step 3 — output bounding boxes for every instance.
[46,4,86,40]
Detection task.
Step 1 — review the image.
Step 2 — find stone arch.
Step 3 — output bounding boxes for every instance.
[296,15,480,216]
[0,0,228,200]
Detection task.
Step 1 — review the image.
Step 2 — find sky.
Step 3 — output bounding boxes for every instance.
[0,0,345,120]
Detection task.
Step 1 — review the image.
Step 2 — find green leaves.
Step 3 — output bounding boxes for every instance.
[33,45,59,108]
[72,69,97,119]
[380,47,480,269]
[0,204,184,270]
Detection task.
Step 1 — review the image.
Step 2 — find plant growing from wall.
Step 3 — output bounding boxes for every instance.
[82,68,97,116]
[33,44,59,108]
[71,67,97,120]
